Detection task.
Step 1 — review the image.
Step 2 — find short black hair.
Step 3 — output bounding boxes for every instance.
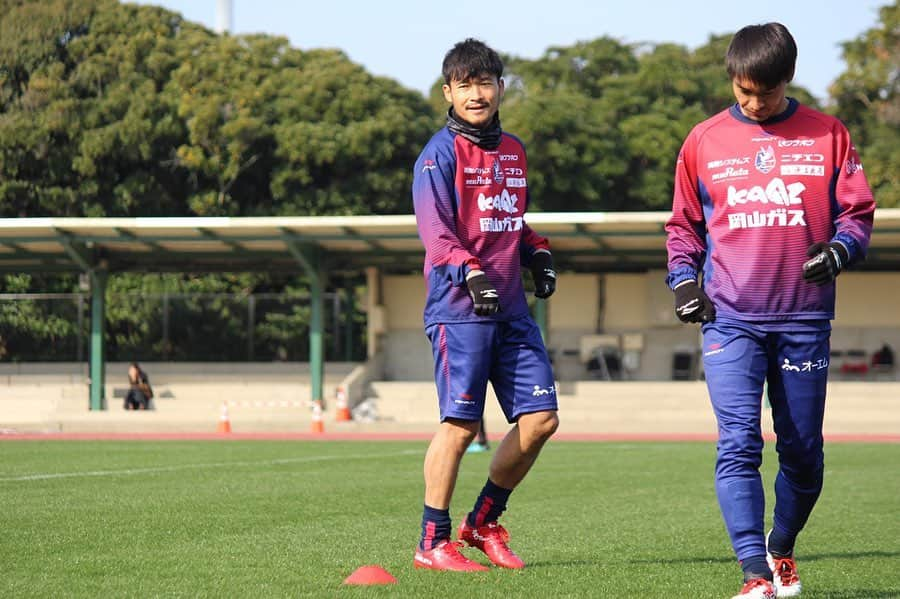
[726,23,797,88]
[442,38,503,85]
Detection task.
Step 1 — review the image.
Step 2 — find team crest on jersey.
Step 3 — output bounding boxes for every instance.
[755,146,776,174]
[492,160,504,184]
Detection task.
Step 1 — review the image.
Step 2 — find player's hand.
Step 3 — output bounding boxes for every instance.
[673,280,716,323]
[802,242,849,286]
[531,251,556,299]
[466,272,500,316]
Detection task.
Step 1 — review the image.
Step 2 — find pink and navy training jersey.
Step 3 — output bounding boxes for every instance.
[412,127,550,327]
[666,99,875,322]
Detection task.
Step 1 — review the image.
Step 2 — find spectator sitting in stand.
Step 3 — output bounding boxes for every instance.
[124,362,153,410]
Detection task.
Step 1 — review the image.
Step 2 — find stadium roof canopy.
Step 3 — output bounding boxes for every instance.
[2,209,900,274]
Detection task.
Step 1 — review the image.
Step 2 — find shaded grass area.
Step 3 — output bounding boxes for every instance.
[0,440,897,598]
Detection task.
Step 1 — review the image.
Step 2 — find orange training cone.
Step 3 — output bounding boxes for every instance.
[335,386,351,422]
[343,565,397,585]
[217,402,232,434]
[310,400,325,433]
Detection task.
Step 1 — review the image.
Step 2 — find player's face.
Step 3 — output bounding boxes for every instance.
[442,73,504,128]
[732,77,788,122]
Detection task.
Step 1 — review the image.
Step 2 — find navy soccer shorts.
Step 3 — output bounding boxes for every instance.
[425,316,558,423]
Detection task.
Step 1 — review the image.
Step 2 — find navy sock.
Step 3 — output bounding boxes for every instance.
[467,478,512,527]
[767,525,795,557]
[419,505,451,551]
[741,555,773,582]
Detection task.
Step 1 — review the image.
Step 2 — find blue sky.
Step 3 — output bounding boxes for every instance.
[129,0,887,102]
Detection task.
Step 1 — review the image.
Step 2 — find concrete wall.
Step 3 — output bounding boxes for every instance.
[374,271,900,382]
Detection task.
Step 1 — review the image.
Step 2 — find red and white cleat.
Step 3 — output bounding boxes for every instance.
[767,531,802,596]
[768,553,801,597]
[731,578,777,599]
[414,539,489,572]
[458,520,525,569]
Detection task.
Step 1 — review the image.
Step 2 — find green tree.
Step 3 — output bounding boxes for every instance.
[831,1,900,207]
[0,0,435,217]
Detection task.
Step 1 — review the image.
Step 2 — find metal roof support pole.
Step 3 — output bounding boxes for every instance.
[343,287,354,362]
[285,241,325,406]
[89,270,107,411]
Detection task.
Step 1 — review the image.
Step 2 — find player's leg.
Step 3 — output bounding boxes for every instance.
[416,323,493,572]
[764,328,830,596]
[458,316,558,568]
[702,321,773,591]
[466,418,489,453]
[487,410,558,490]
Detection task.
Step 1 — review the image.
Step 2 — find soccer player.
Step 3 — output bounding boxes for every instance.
[665,23,874,599]
[411,38,559,572]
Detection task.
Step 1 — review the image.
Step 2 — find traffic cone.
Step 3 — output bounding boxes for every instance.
[217,402,232,434]
[335,386,351,422]
[343,565,397,585]
[310,400,325,433]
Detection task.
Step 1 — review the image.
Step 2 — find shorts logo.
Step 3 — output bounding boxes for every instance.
[531,384,556,397]
[781,357,829,373]
[704,342,724,357]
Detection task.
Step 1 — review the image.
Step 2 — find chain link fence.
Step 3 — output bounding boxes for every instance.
[0,291,364,362]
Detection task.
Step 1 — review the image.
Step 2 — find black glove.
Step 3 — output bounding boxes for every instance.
[466,272,500,316]
[802,242,849,286]
[673,281,716,323]
[531,251,557,299]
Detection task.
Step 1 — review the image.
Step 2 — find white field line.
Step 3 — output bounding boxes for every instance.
[0,449,422,483]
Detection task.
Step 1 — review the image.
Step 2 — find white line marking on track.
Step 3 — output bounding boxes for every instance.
[0,449,422,482]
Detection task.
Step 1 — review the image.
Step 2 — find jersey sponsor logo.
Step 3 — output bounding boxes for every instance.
[711,167,750,182]
[727,177,805,207]
[477,189,519,213]
[504,167,524,176]
[480,216,523,232]
[781,165,825,177]
[422,159,436,172]
[465,175,494,186]
[505,177,527,188]
[499,153,520,161]
[727,209,806,230]
[778,139,816,147]
[754,146,776,174]
[781,153,824,163]
[707,156,750,169]
[492,160,504,184]
[845,156,863,175]
[463,166,491,175]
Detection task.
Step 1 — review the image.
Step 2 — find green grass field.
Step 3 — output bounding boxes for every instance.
[1,440,898,598]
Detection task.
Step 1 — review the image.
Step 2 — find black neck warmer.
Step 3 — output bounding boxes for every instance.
[446,108,502,150]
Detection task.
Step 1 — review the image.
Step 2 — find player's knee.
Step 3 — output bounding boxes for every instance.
[442,418,480,448]
[521,411,559,444]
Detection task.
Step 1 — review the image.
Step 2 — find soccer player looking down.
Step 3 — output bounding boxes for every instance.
[665,23,875,599]
[411,38,559,572]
